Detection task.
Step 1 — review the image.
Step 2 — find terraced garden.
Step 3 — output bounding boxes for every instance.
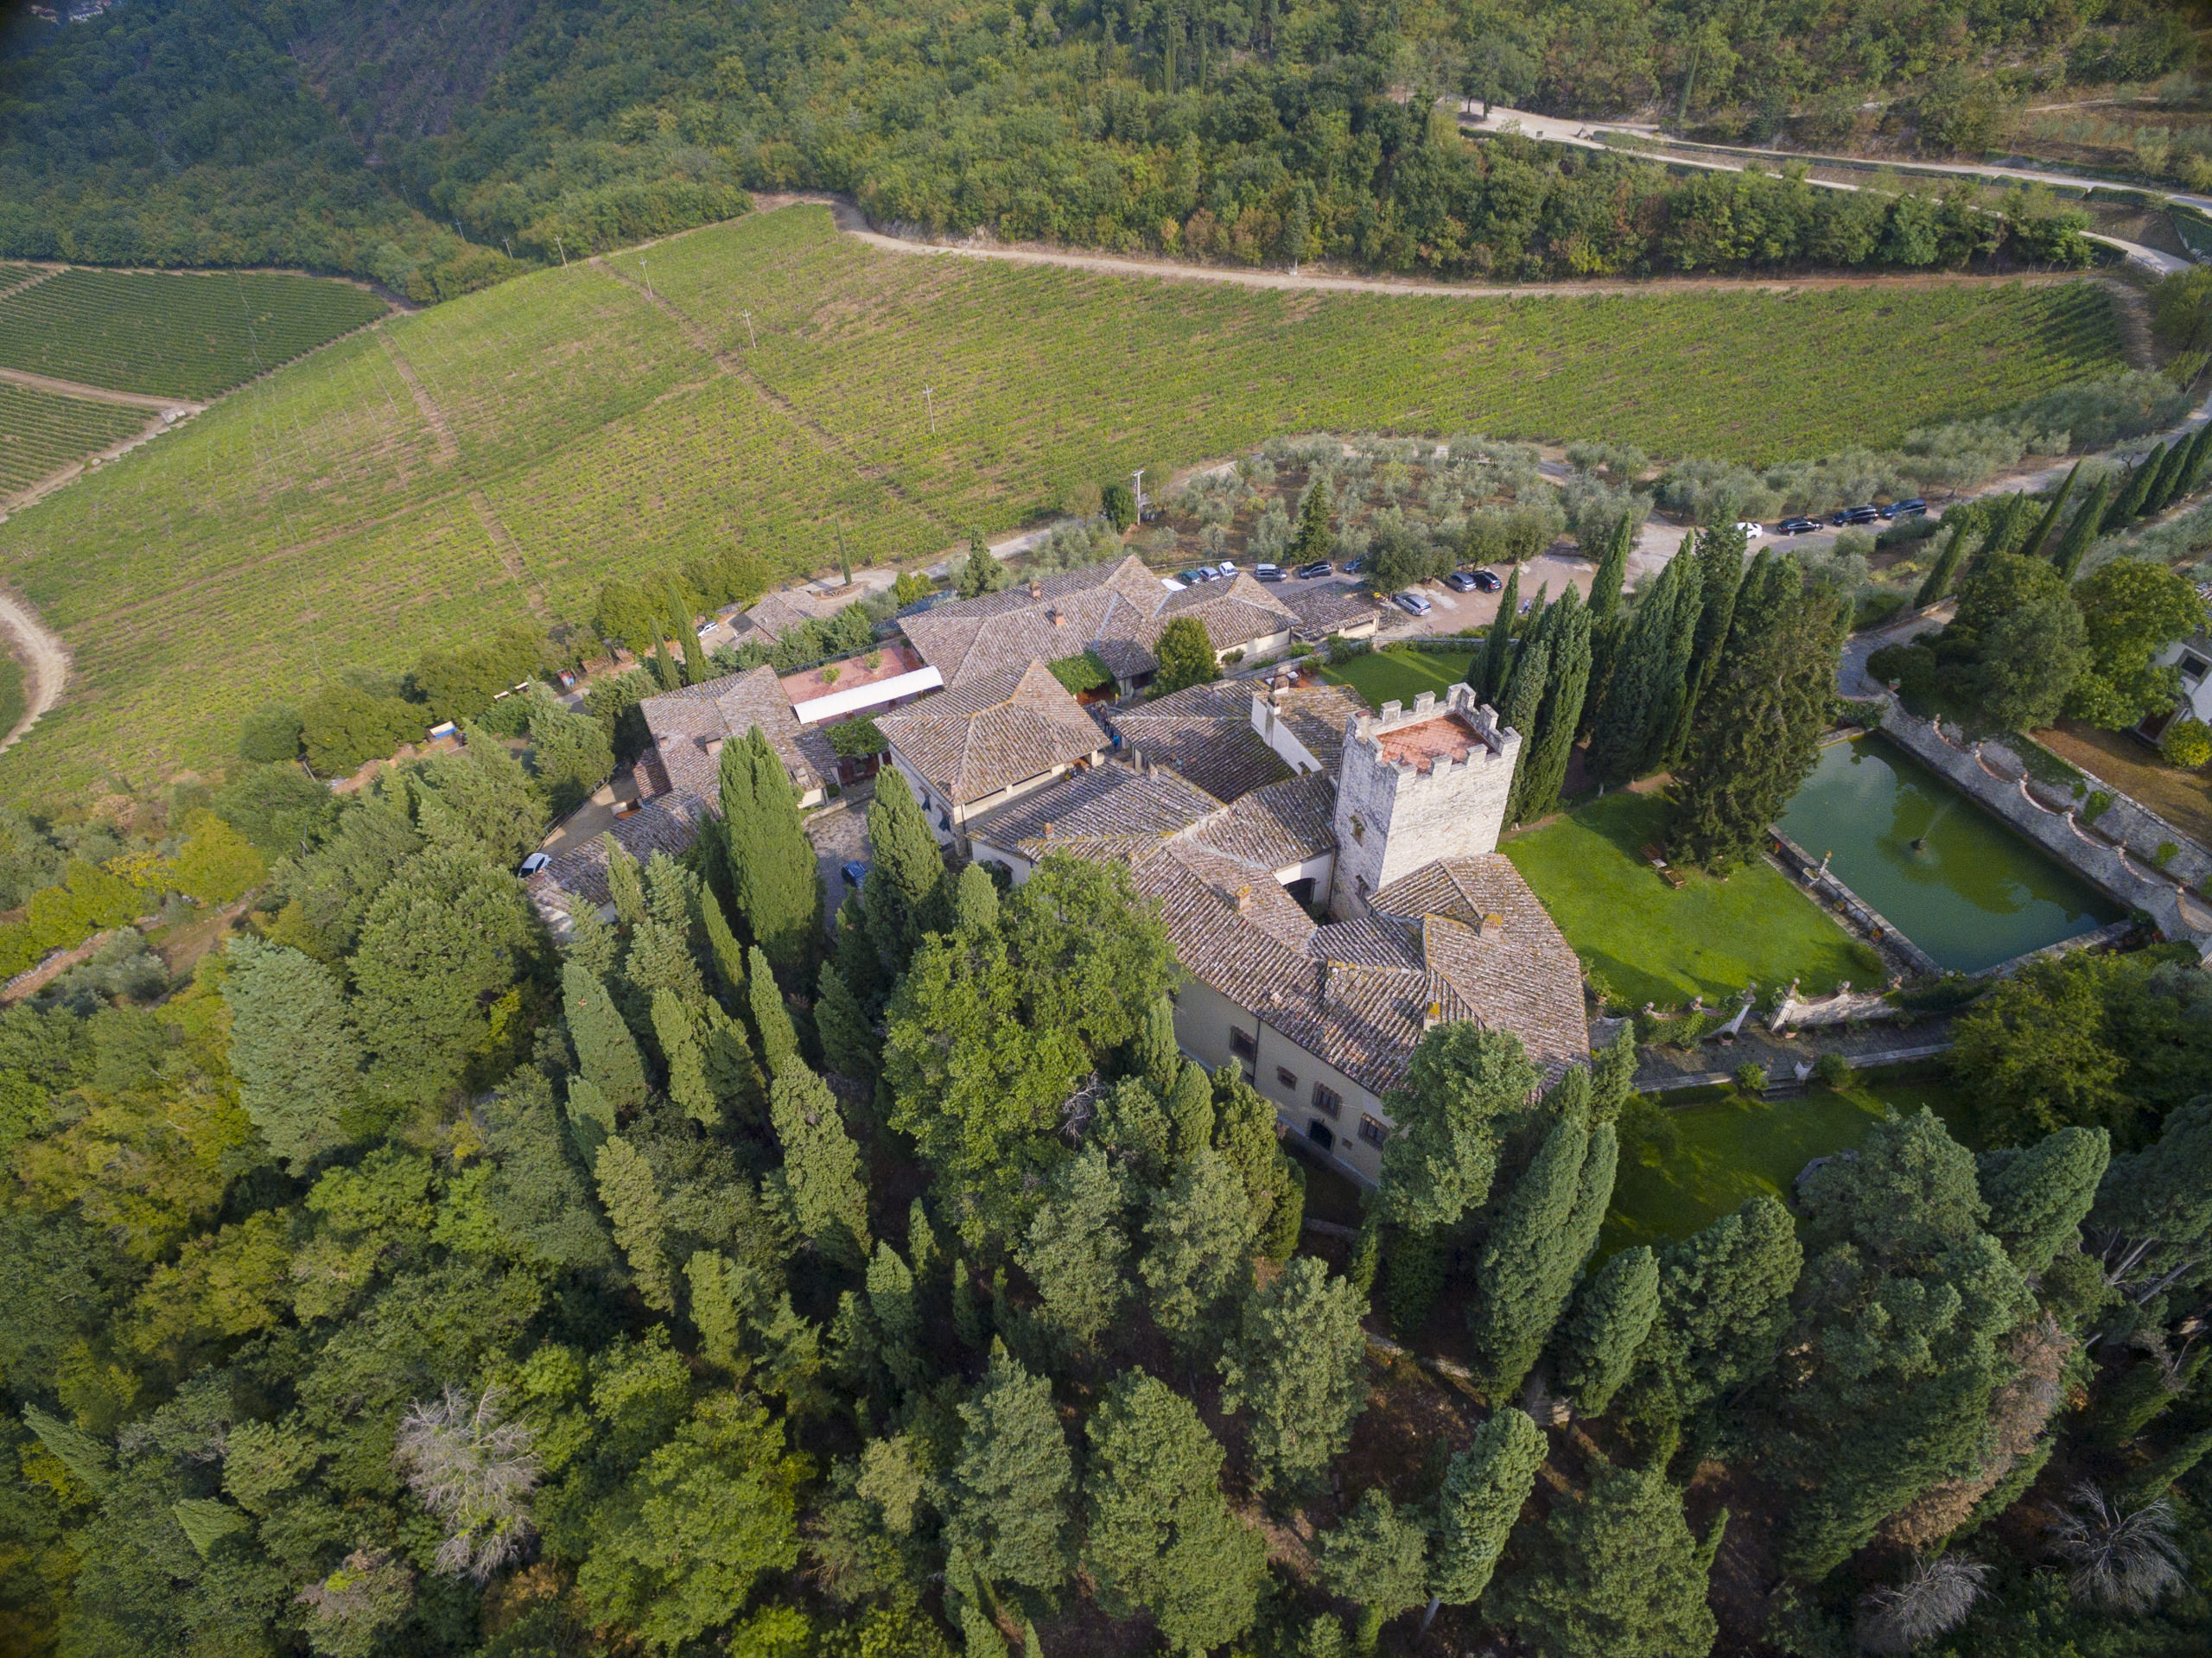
[0,205,2135,799]
[0,382,146,495]
[0,268,389,398]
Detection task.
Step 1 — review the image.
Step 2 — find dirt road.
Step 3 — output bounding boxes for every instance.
[0,583,69,755]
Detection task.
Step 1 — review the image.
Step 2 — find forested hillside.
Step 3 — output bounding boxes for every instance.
[2,0,2181,289]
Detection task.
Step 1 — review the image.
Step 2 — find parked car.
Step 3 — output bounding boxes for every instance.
[1395,590,1433,615]
[1735,521,1765,539]
[1831,505,1879,526]
[1294,560,1334,579]
[1779,517,1821,535]
[1470,568,1503,592]
[1444,569,1480,592]
[1879,499,1929,520]
[1255,562,1287,582]
[1176,569,1209,585]
[1342,557,1369,575]
[518,852,550,877]
[1216,561,1236,576]
[840,861,869,890]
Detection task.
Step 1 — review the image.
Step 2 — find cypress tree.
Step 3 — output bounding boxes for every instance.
[1472,565,1520,700]
[594,1134,675,1311]
[670,582,707,685]
[563,1075,617,1168]
[1166,1058,1217,1163]
[814,959,880,1080]
[1671,552,1847,871]
[1625,1194,1803,1423]
[950,861,1000,934]
[943,1344,1075,1595]
[1590,515,1633,621]
[831,901,887,1013]
[862,765,947,974]
[601,833,648,928]
[1130,993,1180,1096]
[1141,1148,1259,1364]
[1496,634,1550,757]
[2124,1425,2212,1506]
[1019,1147,1131,1355]
[701,1002,766,1124]
[1666,525,1747,761]
[747,943,803,1080]
[1318,1490,1432,1655]
[1587,552,1695,786]
[2019,462,2080,560]
[1082,1370,1267,1654]
[696,887,748,1011]
[2051,477,2114,580]
[1219,1255,1371,1495]
[2104,444,2164,531]
[651,988,718,1125]
[2145,437,2192,517]
[563,960,649,1111]
[768,1062,872,1270]
[220,937,360,1174]
[1554,1244,1662,1418]
[720,728,821,978]
[1429,1408,1547,1610]
[1912,515,1972,609]
[1980,491,2039,561]
[1289,474,1334,564]
[1975,1125,2110,1274]
[1512,588,1592,825]
[2175,419,2212,502]
[649,632,680,691]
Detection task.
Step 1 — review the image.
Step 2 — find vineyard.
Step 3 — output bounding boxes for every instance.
[0,204,2132,799]
[0,382,147,496]
[0,269,389,399]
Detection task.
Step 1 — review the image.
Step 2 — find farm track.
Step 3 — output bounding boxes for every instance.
[0,364,194,411]
[590,253,963,541]
[0,581,69,755]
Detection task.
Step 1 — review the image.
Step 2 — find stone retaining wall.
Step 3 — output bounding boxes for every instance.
[1878,704,2212,958]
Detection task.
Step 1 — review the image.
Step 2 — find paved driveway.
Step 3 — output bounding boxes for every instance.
[807,785,874,928]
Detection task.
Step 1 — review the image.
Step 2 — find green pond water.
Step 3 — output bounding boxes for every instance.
[1776,734,2121,975]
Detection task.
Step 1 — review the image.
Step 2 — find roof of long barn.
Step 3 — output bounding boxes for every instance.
[874,659,1109,804]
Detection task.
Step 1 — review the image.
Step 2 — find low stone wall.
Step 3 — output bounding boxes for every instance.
[1993,742,2212,891]
[1769,826,1942,978]
[1878,705,2212,958]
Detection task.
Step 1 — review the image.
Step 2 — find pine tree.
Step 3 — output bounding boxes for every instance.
[1513,588,1592,825]
[1554,1245,1661,1418]
[1318,1490,1432,1655]
[2020,462,2081,560]
[867,1241,924,1392]
[1665,525,1747,761]
[696,887,749,1011]
[1913,516,1974,610]
[1129,993,1180,1096]
[2124,1426,2212,1506]
[1626,1194,1802,1423]
[1082,1369,1266,1653]
[1670,552,1847,871]
[1289,474,1335,564]
[815,960,880,1080]
[220,936,360,1173]
[2050,479,2113,580]
[1466,1075,1618,1400]
[747,944,803,1080]
[1430,1407,1547,1610]
[719,728,822,977]
[943,1344,1075,1595]
[769,1064,872,1270]
[1141,1148,1258,1363]
[950,861,999,933]
[2105,445,2164,531]
[595,1134,676,1311]
[863,765,947,974]
[651,988,718,1126]
[1218,1255,1371,1495]
[1166,1058,1216,1162]
[1019,1147,1130,1355]
[1975,1125,2110,1274]
[1473,565,1520,700]
[1485,1462,1723,1658]
[563,960,649,1111]
[1590,515,1633,621]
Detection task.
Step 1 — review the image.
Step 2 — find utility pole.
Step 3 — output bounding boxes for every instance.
[1131,468,1147,518]
[639,257,653,301]
[923,384,936,434]
[555,235,567,268]
[742,310,757,348]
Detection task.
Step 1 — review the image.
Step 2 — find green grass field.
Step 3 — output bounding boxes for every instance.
[0,382,147,495]
[1503,791,1885,1009]
[0,205,2131,800]
[0,269,388,398]
[1320,646,1481,708]
[1599,1066,1977,1257]
[0,652,22,740]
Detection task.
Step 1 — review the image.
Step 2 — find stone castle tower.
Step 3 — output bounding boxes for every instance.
[1330,682,1521,917]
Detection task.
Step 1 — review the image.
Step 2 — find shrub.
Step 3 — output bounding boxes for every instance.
[1733,1062,1770,1092]
[1048,651,1115,695]
[829,717,887,759]
[2158,718,2212,769]
[1812,1051,1851,1089]
[2154,841,2181,866]
[2082,790,2115,824]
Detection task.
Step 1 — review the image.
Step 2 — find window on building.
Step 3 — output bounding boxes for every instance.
[1358,1114,1388,1147]
[1312,1083,1343,1119]
[1307,1120,1335,1151]
[1274,1065,1298,1091]
[2184,652,2211,687]
[1230,1027,1257,1061]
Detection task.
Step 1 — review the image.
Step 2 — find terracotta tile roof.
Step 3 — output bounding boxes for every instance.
[968,761,1220,860]
[736,588,831,643]
[641,665,836,804]
[1268,683,1368,772]
[875,660,1109,805]
[1277,582,1385,636]
[1109,683,1295,802]
[900,556,1299,688]
[529,793,714,912]
[1190,772,1338,871]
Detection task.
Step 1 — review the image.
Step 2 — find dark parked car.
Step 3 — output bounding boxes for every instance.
[1470,569,1503,592]
[1879,499,1929,520]
[1342,557,1368,575]
[1831,505,1879,526]
[1445,569,1480,592]
[1779,517,1821,535]
[1294,560,1334,579]
[840,861,869,890]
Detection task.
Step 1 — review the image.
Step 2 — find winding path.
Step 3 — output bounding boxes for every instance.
[0,584,68,756]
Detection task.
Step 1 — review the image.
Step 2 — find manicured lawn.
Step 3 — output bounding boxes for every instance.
[1501,790,1884,1011]
[1319,646,1480,708]
[1599,1064,1978,1257]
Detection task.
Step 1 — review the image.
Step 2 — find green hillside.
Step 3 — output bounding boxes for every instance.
[0,204,2126,800]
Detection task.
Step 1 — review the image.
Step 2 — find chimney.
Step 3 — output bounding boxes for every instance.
[1028,581,1044,600]
[1476,912,1505,938]
[704,736,725,759]
[1048,606,1065,626]
[1235,884,1254,913]
[1041,821,1054,838]
[1421,1000,1443,1032]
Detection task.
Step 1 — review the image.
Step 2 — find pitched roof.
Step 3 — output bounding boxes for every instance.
[900,556,1300,688]
[967,760,1221,862]
[875,660,1108,804]
[1262,682,1368,773]
[641,665,836,804]
[1109,682,1295,802]
[1277,582,1385,636]
[528,792,714,912]
[736,588,831,643]
[1189,772,1338,871]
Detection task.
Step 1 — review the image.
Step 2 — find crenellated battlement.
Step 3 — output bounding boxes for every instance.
[1330,683,1522,916]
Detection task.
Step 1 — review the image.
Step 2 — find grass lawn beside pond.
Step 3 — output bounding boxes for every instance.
[1599,1064,1978,1259]
[1502,790,1885,1010]
[1319,646,1480,709]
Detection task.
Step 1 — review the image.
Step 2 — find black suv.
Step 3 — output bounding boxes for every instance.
[1831,505,1880,526]
[1879,499,1928,520]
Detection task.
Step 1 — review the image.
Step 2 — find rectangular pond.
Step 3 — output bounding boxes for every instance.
[1777,734,2122,975]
